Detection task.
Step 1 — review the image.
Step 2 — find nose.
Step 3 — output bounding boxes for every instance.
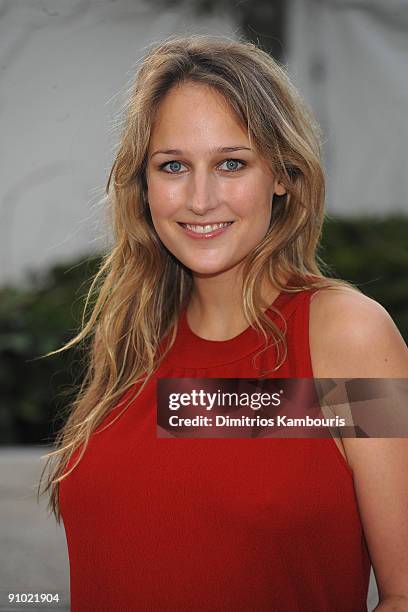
[186,167,218,216]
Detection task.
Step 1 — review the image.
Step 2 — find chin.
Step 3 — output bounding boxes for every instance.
[185,266,224,277]
[184,260,242,278]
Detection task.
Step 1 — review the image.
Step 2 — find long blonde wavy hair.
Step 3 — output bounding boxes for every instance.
[39,34,350,523]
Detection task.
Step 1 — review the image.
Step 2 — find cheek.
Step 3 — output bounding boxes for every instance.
[233,187,272,226]
[228,173,272,212]
[148,182,185,220]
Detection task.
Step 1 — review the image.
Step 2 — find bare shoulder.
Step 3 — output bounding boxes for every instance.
[309,285,408,377]
[310,287,408,602]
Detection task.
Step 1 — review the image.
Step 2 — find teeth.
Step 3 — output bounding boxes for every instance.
[184,222,232,233]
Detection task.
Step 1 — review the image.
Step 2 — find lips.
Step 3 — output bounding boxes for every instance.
[178,222,233,234]
[177,221,234,239]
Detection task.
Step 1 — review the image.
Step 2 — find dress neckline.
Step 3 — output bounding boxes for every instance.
[167,288,294,368]
[182,289,288,343]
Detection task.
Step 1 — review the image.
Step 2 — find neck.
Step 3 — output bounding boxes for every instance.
[186,266,283,341]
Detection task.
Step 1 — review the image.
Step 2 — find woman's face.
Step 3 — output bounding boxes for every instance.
[146,82,286,278]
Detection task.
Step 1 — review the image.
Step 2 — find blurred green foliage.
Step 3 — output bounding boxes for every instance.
[0,256,100,445]
[319,215,408,338]
[0,216,407,444]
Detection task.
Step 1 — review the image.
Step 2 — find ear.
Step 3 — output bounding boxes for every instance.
[273,180,286,196]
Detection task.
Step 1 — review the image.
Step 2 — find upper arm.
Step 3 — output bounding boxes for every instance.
[309,287,408,601]
[309,286,408,378]
[343,437,408,603]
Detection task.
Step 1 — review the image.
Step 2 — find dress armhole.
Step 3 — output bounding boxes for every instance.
[321,437,354,479]
[308,288,354,477]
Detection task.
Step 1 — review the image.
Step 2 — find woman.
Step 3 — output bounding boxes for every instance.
[40,35,408,611]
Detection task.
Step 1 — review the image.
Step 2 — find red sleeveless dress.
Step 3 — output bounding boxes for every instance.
[60,288,371,611]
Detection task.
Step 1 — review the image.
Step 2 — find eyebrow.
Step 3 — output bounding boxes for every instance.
[150,145,252,159]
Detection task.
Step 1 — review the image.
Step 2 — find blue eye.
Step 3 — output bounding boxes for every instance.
[160,160,185,173]
[219,159,245,172]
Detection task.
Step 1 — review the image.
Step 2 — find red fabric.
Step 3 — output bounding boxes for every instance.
[60,288,371,611]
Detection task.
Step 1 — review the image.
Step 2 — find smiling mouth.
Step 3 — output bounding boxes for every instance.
[177,221,234,234]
